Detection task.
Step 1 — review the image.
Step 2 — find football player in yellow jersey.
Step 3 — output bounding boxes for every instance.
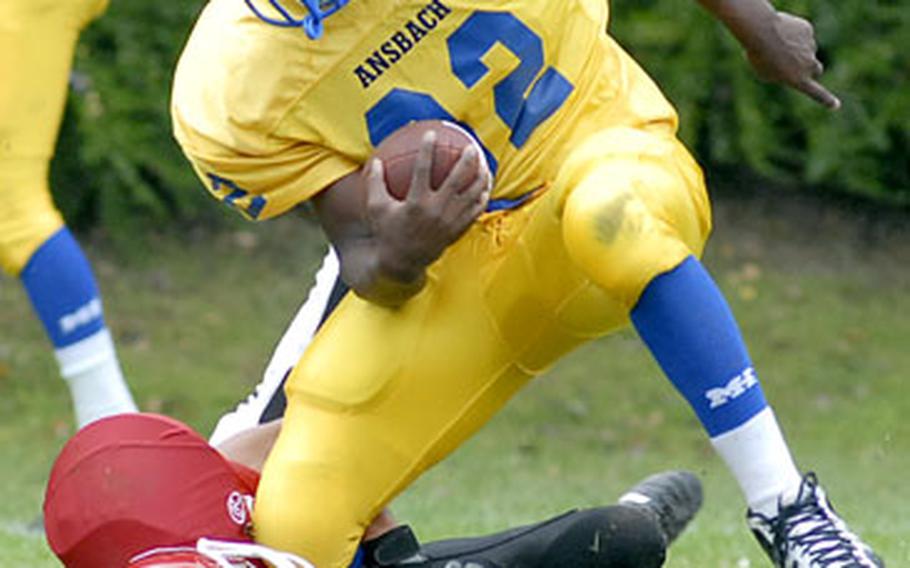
[0,0,136,427]
[172,1,882,567]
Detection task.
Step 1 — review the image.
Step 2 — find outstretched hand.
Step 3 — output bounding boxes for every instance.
[744,11,841,110]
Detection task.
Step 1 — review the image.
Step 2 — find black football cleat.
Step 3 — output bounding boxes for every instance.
[617,470,704,546]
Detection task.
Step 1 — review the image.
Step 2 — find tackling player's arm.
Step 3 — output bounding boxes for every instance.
[313,133,491,308]
[697,0,840,109]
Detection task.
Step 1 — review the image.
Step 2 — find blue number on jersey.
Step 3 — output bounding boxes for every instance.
[206,173,267,220]
[366,89,499,174]
[448,12,573,148]
[365,10,574,166]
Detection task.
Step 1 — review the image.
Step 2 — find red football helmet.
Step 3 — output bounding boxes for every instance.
[44,414,261,568]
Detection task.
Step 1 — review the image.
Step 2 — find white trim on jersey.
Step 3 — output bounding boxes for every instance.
[208,248,340,447]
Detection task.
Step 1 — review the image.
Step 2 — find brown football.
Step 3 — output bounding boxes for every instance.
[370,120,479,200]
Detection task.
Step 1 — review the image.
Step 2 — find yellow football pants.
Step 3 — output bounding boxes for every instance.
[0,0,107,275]
[255,127,711,568]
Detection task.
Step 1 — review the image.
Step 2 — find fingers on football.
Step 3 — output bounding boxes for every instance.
[442,167,491,234]
[439,144,482,197]
[467,175,492,219]
[365,158,395,213]
[462,157,492,212]
[408,130,437,201]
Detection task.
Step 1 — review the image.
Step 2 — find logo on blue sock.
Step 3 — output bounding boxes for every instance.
[706,367,759,409]
[59,298,103,336]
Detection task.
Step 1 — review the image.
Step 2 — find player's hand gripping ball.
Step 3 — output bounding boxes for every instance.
[370,120,489,199]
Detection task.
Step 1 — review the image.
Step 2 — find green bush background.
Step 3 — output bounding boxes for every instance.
[610,0,909,204]
[53,0,909,238]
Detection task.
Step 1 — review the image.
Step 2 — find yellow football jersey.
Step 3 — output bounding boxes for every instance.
[172,0,679,221]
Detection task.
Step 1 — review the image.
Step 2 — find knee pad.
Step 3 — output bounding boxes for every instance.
[557,128,710,307]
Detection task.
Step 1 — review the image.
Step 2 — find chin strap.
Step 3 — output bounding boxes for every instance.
[362,526,424,566]
[196,538,316,568]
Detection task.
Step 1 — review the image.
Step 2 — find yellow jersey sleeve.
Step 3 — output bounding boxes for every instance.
[173,107,358,221]
[171,0,359,220]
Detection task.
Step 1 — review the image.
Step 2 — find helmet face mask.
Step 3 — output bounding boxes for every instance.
[243,0,350,39]
[127,539,315,568]
[127,548,223,568]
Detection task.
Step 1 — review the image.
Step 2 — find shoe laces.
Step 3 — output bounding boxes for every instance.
[772,473,877,567]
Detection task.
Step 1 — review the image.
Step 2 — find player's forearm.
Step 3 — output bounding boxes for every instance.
[215,420,282,471]
[697,0,779,50]
[339,239,428,308]
[312,172,429,307]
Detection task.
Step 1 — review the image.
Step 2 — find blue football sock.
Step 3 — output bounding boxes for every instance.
[631,256,768,437]
[20,228,136,426]
[20,228,106,348]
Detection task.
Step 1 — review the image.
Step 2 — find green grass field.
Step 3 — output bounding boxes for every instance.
[1,189,907,566]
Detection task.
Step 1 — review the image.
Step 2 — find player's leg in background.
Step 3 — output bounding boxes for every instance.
[558,126,882,566]
[0,0,135,428]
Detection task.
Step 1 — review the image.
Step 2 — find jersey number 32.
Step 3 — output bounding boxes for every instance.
[365,11,575,175]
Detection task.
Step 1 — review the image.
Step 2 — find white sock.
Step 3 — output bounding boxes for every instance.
[711,407,802,517]
[55,328,138,428]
